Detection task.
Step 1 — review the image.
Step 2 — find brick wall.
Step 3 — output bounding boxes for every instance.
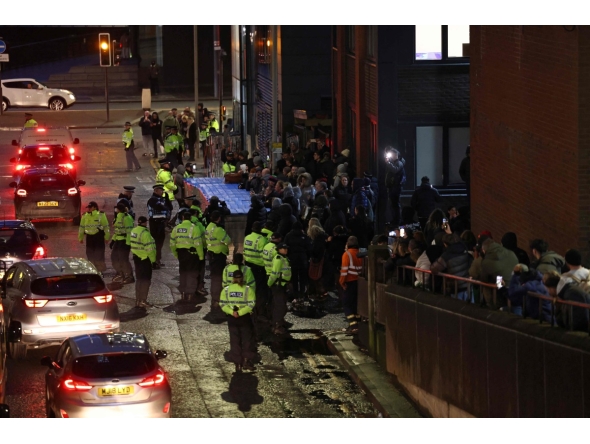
[471,25,590,259]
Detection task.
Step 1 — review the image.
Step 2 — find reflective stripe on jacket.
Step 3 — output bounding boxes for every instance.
[130,226,156,262]
[268,253,291,287]
[205,222,231,255]
[222,264,256,290]
[220,283,256,316]
[79,210,111,241]
[113,212,134,244]
[339,248,363,286]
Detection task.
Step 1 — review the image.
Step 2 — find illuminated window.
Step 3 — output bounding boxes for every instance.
[415,25,470,61]
[448,25,470,58]
[415,25,442,60]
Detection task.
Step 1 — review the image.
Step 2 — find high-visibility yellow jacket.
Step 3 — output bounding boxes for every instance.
[205,222,231,255]
[220,283,256,316]
[130,226,156,262]
[79,210,111,241]
[268,253,292,287]
[112,212,134,244]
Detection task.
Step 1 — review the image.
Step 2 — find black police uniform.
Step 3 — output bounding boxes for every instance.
[147,186,173,266]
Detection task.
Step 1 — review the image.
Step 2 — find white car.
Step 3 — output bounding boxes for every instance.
[1,78,76,112]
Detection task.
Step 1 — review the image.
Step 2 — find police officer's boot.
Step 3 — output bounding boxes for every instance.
[242,358,255,371]
[234,362,243,373]
[123,273,135,285]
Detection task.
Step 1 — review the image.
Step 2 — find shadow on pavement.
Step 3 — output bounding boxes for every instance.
[119,307,149,322]
[220,372,264,413]
[203,311,228,324]
[263,329,330,361]
[162,303,202,315]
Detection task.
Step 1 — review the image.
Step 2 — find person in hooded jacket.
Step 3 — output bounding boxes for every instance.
[430,234,473,301]
[282,184,300,218]
[291,186,303,219]
[277,203,297,238]
[350,178,373,222]
[544,271,590,332]
[310,195,330,228]
[507,264,552,321]
[333,175,352,214]
[501,232,530,266]
[332,163,349,189]
[475,238,518,308]
[320,152,335,186]
[245,195,267,236]
[324,200,347,236]
[267,198,282,229]
[204,196,231,227]
[297,172,316,215]
[285,221,312,300]
[530,239,566,274]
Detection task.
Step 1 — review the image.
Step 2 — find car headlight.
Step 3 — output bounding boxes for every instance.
[69,94,75,100]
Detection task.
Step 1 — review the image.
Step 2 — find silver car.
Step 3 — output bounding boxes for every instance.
[42,333,171,418]
[1,257,119,359]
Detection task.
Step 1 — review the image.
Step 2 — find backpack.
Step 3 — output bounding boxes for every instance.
[565,271,590,294]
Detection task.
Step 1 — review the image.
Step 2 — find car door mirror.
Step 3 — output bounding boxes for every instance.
[11,140,18,146]
[9,182,17,188]
[73,138,80,145]
[40,356,54,368]
[39,234,49,241]
[0,404,9,418]
[155,350,168,360]
[77,180,86,187]
[9,158,16,164]
[73,156,81,162]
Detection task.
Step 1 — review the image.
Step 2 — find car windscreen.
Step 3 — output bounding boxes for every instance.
[30,274,105,296]
[21,173,75,190]
[21,146,68,162]
[73,354,157,379]
[0,229,37,249]
[21,130,72,145]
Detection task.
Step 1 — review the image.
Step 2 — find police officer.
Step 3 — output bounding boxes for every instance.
[208,112,220,133]
[170,212,204,303]
[267,243,292,335]
[220,269,257,372]
[243,221,269,318]
[130,216,156,310]
[24,112,38,128]
[164,125,181,169]
[199,121,210,168]
[188,206,209,297]
[205,211,232,313]
[263,232,282,277]
[222,151,237,174]
[78,201,111,275]
[123,121,141,172]
[156,159,177,202]
[222,253,256,290]
[147,184,172,269]
[111,202,135,284]
[116,186,136,220]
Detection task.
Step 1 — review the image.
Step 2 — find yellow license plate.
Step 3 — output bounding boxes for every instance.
[57,313,87,323]
[37,201,59,207]
[98,386,135,397]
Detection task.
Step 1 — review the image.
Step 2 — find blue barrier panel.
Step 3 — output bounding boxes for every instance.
[184,177,251,215]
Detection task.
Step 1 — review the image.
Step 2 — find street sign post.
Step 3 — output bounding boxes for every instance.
[0,40,6,54]
[0,54,9,62]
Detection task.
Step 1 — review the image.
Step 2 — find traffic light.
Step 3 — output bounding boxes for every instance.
[99,33,111,67]
[221,105,226,121]
[112,39,121,66]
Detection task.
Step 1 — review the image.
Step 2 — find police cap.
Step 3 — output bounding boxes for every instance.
[158,159,171,165]
[277,243,289,250]
[123,186,136,193]
[153,184,164,190]
[232,269,244,279]
[86,201,98,209]
[138,216,148,224]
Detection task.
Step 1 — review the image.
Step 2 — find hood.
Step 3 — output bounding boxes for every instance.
[272,198,283,209]
[283,186,294,199]
[446,241,468,255]
[336,163,348,174]
[341,148,350,157]
[251,195,264,209]
[501,232,518,250]
[484,242,515,262]
[299,173,313,188]
[351,178,364,192]
[292,186,302,199]
[279,203,293,217]
[176,165,185,175]
[315,195,328,208]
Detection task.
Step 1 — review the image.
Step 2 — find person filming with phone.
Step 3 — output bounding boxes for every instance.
[384,147,406,228]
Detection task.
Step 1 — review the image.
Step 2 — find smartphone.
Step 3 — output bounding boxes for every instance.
[399,228,405,237]
[443,218,448,224]
[310,139,317,143]
[388,230,396,237]
[496,275,503,289]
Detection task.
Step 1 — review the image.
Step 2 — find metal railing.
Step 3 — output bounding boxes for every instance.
[526,291,590,335]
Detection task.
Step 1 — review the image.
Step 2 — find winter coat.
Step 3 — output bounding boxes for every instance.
[282,186,300,218]
[285,229,312,268]
[139,116,152,136]
[415,250,432,288]
[385,157,406,189]
[348,215,373,249]
[332,163,348,189]
[327,233,348,270]
[430,241,472,291]
[298,173,316,205]
[501,232,530,266]
[333,183,352,213]
[350,178,372,220]
[410,183,442,218]
[245,195,267,236]
[532,251,566,275]
[174,165,186,199]
[508,271,552,322]
[323,202,347,236]
[556,283,590,332]
[267,198,282,229]
[320,159,335,185]
[477,242,518,306]
[277,203,297,238]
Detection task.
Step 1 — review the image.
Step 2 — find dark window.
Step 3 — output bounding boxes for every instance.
[0,229,37,248]
[21,146,68,162]
[73,354,157,379]
[367,26,377,59]
[31,274,106,297]
[346,26,355,54]
[21,173,76,190]
[3,81,26,89]
[332,25,338,48]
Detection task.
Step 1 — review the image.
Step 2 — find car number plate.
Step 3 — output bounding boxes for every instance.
[56,313,87,323]
[98,386,134,397]
[37,201,59,207]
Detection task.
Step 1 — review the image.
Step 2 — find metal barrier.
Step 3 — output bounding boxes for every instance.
[206,135,223,178]
[526,291,590,335]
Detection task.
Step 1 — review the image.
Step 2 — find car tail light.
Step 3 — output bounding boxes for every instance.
[138,370,166,387]
[18,149,22,155]
[62,378,92,391]
[24,299,48,308]
[163,403,171,414]
[37,147,50,151]
[69,147,75,154]
[17,189,27,196]
[33,246,45,259]
[93,295,113,303]
[67,187,77,195]
[60,409,69,418]
[36,128,46,132]
[16,165,30,171]
[60,163,74,170]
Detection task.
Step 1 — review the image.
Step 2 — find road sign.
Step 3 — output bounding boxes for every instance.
[0,40,5,54]
[0,54,8,62]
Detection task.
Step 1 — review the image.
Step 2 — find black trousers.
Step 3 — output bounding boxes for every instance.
[342,280,358,318]
[290,265,308,299]
[388,187,402,227]
[152,134,164,157]
[187,140,196,160]
[195,258,205,292]
[177,248,198,294]
[133,255,153,303]
[226,314,257,364]
[246,262,268,316]
[209,252,227,305]
[150,78,159,95]
[149,220,166,263]
[111,240,132,277]
[271,284,288,327]
[86,231,106,272]
[165,150,178,170]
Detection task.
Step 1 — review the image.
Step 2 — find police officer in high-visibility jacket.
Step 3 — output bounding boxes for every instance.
[199,122,210,168]
[220,268,257,373]
[339,236,363,334]
[243,221,269,317]
[147,184,173,269]
[155,159,177,202]
[170,212,204,303]
[263,232,282,277]
[222,253,256,290]
[163,125,181,169]
[188,205,208,297]
[111,202,135,284]
[205,211,231,313]
[122,121,141,172]
[267,243,292,335]
[130,216,157,310]
[79,201,111,275]
[24,112,38,128]
[222,151,237,174]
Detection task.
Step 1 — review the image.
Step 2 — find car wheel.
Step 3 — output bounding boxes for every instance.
[1,98,8,112]
[48,97,66,111]
[8,342,27,360]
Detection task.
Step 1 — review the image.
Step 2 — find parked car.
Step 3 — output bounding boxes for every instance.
[1,78,76,112]
[42,332,170,418]
[10,144,81,178]
[12,127,80,156]
[10,167,85,224]
[0,220,48,280]
[1,257,119,360]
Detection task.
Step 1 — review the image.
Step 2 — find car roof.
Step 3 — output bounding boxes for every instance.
[0,220,36,230]
[69,333,151,357]
[1,78,38,83]
[19,257,98,277]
